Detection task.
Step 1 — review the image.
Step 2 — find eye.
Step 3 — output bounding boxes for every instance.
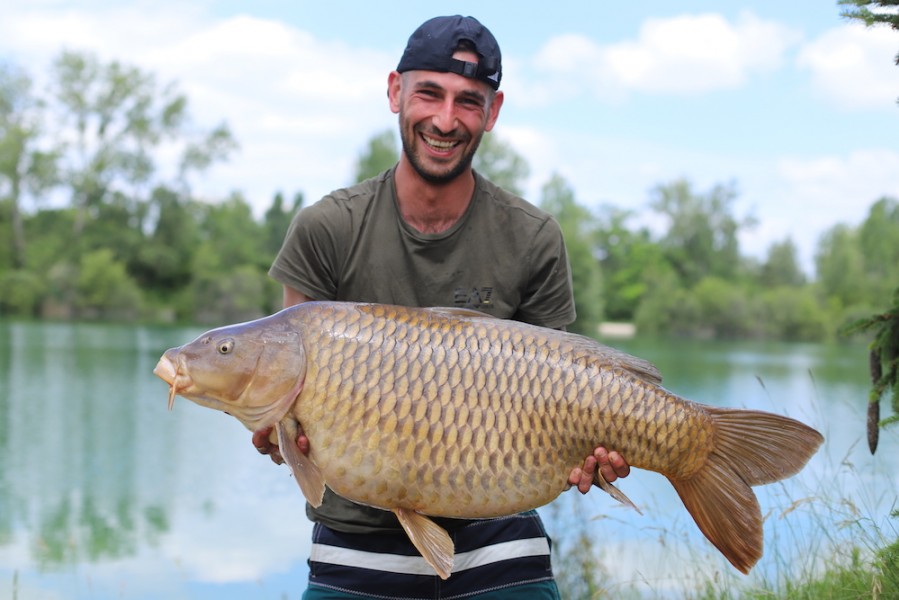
[217,339,234,354]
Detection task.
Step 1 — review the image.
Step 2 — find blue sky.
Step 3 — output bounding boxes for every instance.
[3,0,898,273]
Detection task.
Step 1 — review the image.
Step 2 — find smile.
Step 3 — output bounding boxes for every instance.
[422,134,460,152]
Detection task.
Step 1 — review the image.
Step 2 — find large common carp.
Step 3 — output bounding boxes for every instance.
[154,301,823,579]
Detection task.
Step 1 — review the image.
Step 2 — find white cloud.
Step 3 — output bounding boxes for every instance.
[0,3,397,209]
[777,148,899,210]
[502,121,899,275]
[797,23,898,109]
[738,148,899,270]
[0,4,202,68]
[529,11,800,100]
[605,11,798,93]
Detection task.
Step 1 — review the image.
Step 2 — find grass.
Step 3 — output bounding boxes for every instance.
[694,533,899,599]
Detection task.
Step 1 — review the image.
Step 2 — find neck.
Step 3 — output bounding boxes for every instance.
[394,157,475,234]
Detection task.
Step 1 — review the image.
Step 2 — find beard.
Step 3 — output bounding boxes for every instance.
[399,118,484,186]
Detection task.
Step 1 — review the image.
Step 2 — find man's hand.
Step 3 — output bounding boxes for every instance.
[252,425,310,465]
[568,447,630,494]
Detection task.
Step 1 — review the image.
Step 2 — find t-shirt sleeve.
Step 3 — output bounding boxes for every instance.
[268,197,349,301]
[514,217,577,329]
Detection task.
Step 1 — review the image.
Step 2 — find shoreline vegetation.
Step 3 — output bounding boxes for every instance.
[2,52,899,345]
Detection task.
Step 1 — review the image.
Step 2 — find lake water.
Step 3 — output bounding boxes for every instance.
[0,320,897,599]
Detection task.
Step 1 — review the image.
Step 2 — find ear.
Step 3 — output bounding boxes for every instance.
[388,71,402,114]
[484,90,504,132]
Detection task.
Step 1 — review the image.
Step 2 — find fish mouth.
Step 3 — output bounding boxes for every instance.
[154,354,189,410]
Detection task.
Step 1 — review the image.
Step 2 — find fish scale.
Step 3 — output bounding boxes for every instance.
[154,300,823,579]
[296,303,704,515]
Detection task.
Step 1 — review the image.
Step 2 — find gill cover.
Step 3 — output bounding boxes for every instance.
[158,310,307,432]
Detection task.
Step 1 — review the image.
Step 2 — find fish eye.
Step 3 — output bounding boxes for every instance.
[217,339,234,354]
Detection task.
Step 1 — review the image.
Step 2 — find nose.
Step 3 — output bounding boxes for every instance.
[431,98,458,134]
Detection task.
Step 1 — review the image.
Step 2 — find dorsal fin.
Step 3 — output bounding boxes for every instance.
[566,334,663,385]
[425,306,491,320]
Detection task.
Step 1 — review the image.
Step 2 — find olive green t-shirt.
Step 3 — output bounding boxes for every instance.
[268,166,576,532]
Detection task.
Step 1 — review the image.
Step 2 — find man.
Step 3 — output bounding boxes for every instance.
[256,15,630,599]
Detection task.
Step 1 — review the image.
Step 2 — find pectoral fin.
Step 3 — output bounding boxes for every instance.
[595,470,642,515]
[393,508,454,580]
[276,419,326,508]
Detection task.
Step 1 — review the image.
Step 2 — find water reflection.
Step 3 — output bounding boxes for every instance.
[0,322,896,598]
[0,321,315,599]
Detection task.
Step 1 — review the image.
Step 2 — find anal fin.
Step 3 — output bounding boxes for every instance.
[393,508,454,580]
[276,419,326,507]
[595,470,642,515]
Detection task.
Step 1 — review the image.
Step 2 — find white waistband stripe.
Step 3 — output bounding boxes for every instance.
[310,537,551,576]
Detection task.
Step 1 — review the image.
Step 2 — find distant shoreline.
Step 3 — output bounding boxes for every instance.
[598,322,636,339]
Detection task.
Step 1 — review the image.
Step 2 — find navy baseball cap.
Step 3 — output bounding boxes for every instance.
[396,15,502,90]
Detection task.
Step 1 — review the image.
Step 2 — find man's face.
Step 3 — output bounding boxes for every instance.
[389,51,504,185]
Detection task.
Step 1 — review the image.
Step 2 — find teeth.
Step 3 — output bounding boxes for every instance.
[423,135,456,150]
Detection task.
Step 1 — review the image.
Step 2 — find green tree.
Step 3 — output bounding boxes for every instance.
[759,286,832,342]
[760,237,806,288]
[634,267,695,336]
[649,179,754,288]
[0,63,60,269]
[264,190,304,256]
[200,192,266,270]
[594,206,668,321]
[858,197,899,300]
[815,223,868,310]
[472,132,530,196]
[177,123,238,190]
[74,248,142,319]
[0,269,45,316]
[176,192,275,320]
[840,0,899,104]
[540,173,603,336]
[51,51,182,237]
[353,129,398,183]
[132,186,201,294]
[49,51,234,243]
[192,264,269,324]
[691,276,756,338]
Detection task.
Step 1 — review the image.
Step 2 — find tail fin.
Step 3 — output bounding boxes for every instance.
[669,408,823,574]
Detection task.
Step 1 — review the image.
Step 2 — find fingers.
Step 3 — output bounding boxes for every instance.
[295,423,310,455]
[252,426,284,465]
[252,425,310,466]
[296,433,310,456]
[569,447,631,496]
[252,427,272,453]
[568,455,597,495]
[596,447,630,483]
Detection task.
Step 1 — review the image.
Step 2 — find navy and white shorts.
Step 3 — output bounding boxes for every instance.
[303,511,561,599]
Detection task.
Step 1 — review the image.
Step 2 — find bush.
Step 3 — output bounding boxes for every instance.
[692,276,757,338]
[0,269,46,317]
[190,264,269,324]
[758,287,833,342]
[74,249,143,320]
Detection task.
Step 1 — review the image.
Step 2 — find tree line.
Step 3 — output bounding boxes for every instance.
[2,51,898,343]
